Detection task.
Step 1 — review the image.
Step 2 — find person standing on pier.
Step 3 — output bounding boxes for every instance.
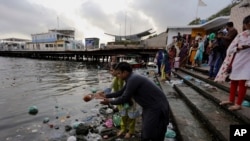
[98,62,170,141]
[218,15,250,110]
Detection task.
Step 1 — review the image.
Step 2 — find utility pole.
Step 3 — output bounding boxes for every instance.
[57,16,59,29]
[125,11,127,40]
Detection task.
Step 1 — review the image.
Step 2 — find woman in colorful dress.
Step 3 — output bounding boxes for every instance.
[194,37,205,67]
[188,40,198,66]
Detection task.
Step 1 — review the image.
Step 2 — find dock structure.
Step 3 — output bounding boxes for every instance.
[0,46,160,63]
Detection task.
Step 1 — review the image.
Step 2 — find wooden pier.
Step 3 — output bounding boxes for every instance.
[0,46,160,63]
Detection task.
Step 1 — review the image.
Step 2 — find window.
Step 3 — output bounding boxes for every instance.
[58,44,63,47]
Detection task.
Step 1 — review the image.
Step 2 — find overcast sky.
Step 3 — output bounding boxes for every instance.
[0,0,232,44]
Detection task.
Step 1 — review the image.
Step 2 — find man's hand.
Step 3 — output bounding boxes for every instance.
[100,98,110,105]
[242,45,250,49]
[94,92,106,99]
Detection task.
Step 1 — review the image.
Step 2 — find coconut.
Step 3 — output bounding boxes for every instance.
[83,94,92,102]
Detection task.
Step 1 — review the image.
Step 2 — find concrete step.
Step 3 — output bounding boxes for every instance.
[172,71,250,124]
[160,77,213,141]
[184,65,209,75]
[172,82,242,141]
[178,67,250,101]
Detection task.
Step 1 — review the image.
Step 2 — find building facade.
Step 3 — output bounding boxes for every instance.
[230,0,250,32]
[27,29,84,51]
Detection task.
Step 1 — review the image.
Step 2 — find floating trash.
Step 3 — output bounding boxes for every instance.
[67,136,76,141]
[72,122,85,129]
[76,123,89,136]
[83,94,93,102]
[31,129,38,133]
[65,125,72,132]
[28,106,38,115]
[43,117,50,123]
[91,88,97,93]
[104,118,113,128]
[112,114,121,127]
[106,108,113,114]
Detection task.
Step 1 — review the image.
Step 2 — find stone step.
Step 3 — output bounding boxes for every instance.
[172,71,250,124]
[160,78,213,141]
[178,67,250,101]
[172,83,242,141]
[184,65,209,75]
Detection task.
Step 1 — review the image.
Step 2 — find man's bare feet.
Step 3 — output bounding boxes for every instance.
[117,130,125,136]
[219,101,233,105]
[228,105,242,111]
[124,132,131,139]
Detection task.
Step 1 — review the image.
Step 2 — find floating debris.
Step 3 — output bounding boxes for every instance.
[28,106,38,115]
[91,88,97,93]
[75,123,89,136]
[43,117,50,123]
[65,125,72,132]
[67,136,76,141]
[31,129,38,133]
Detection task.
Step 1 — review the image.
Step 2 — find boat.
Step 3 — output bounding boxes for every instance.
[115,54,144,69]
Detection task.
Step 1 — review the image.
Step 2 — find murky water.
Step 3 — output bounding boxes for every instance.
[0,57,113,141]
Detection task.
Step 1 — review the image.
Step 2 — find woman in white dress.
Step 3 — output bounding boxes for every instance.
[218,15,250,110]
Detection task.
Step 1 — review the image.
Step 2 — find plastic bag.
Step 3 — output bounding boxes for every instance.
[112,113,121,127]
[242,100,250,107]
[104,118,113,128]
[165,129,176,138]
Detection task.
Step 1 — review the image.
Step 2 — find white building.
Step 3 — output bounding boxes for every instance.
[26,29,84,51]
[166,16,230,47]
[0,38,30,51]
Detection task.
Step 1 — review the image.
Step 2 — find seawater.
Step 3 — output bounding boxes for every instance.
[0,57,113,141]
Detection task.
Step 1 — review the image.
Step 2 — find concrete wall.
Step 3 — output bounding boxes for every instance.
[230,0,250,33]
[144,32,167,48]
[167,28,192,46]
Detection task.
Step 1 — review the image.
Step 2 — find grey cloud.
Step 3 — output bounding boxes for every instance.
[79,1,116,33]
[0,0,69,38]
[0,0,232,40]
[78,1,158,36]
[128,0,231,33]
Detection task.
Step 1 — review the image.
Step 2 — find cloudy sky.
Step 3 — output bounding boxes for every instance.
[0,0,232,44]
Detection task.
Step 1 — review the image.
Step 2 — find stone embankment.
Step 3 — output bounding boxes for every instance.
[159,65,250,141]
